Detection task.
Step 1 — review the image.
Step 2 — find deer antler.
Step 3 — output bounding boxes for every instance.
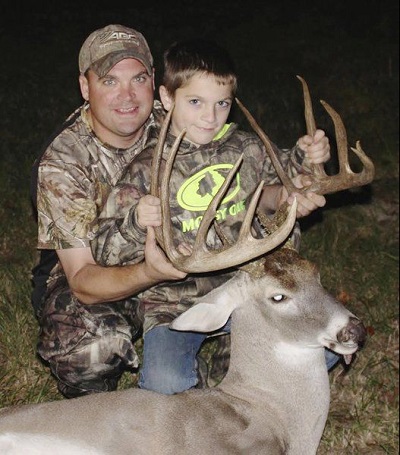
[150,108,298,273]
[236,76,375,196]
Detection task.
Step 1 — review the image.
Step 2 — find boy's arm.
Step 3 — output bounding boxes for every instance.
[91,195,162,266]
[259,174,326,219]
[91,203,147,266]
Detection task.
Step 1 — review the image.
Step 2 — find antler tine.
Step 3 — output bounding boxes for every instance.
[237,79,375,197]
[150,106,186,249]
[157,129,187,257]
[296,75,326,178]
[235,97,298,195]
[192,155,244,251]
[315,100,375,194]
[150,107,174,199]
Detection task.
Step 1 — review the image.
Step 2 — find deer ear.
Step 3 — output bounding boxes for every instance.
[170,301,236,333]
[288,221,301,253]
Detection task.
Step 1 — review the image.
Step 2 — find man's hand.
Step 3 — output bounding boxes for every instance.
[143,226,187,281]
[297,129,330,164]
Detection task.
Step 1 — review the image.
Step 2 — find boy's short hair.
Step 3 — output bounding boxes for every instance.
[162,39,237,95]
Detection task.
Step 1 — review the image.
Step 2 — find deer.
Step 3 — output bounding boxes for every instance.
[0,78,372,454]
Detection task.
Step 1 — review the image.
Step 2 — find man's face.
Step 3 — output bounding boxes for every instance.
[79,58,155,148]
[162,73,233,146]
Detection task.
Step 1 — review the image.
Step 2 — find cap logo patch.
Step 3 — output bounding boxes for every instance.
[99,31,139,46]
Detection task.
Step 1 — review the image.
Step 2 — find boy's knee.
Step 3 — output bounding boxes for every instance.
[139,326,204,394]
[139,367,198,395]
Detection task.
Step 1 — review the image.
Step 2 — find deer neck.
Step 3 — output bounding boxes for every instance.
[219,312,330,453]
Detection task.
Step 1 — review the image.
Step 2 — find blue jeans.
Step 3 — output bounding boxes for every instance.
[139,321,340,395]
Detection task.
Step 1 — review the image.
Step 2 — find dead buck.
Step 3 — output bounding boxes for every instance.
[0,247,367,455]
[0,78,371,454]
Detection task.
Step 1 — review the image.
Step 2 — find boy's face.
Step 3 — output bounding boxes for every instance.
[160,73,233,145]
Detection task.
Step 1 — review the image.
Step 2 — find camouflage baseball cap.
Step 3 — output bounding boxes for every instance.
[79,24,153,77]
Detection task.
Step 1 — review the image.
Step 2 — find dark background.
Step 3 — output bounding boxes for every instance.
[1,0,398,152]
[0,1,398,264]
[0,0,398,266]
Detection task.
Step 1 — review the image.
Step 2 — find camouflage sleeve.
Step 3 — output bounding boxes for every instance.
[91,203,147,266]
[37,160,98,249]
[282,143,308,176]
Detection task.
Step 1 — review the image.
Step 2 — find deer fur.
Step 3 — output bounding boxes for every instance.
[0,248,366,455]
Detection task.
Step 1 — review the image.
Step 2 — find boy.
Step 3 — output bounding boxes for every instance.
[91,38,335,394]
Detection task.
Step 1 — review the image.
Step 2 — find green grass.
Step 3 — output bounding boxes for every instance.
[0,1,398,453]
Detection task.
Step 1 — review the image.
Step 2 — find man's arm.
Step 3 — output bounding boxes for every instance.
[58,227,187,305]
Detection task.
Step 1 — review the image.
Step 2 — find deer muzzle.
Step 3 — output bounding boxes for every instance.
[337,317,367,347]
[336,317,367,364]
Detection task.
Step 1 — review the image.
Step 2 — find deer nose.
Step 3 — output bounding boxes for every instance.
[337,317,367,347]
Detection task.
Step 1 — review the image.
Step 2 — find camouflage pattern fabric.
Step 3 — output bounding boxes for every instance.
[37,101,165,250]
[197,334,231,388]
[35,99,306,394]
[37,267,144,397]
[90,123,307,389]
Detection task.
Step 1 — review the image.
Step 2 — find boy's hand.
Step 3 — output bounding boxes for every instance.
[137,195,162,229]
[297,129,330,164]
[280,174,326,218]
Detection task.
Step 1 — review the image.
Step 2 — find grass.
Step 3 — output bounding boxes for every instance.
[301,191,399,454]
[0,1,398,453]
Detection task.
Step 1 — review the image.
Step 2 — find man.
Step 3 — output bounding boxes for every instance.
[32,24,186,398]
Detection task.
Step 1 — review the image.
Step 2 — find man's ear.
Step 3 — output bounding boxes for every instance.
[79,74,89,101]
[159,85,173,111]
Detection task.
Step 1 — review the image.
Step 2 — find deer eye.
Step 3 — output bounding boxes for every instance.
[271,294,287,303]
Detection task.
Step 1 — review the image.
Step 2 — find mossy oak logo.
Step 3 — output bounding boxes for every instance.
[177,164,241,211]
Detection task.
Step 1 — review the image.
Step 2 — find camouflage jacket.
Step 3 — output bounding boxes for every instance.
[36,100,165,281]
[90,122,307,332]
